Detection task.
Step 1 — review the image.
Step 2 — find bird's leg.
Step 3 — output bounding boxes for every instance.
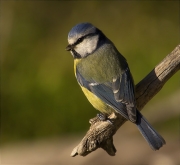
[97,113,107,121]
[97,113,113,124]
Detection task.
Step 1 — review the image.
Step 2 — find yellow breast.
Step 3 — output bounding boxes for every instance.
[80,86,113,115]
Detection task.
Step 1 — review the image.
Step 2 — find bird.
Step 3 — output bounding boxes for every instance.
[66,22,165,150]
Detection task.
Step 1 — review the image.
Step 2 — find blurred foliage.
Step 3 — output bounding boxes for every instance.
[1,1,179,144]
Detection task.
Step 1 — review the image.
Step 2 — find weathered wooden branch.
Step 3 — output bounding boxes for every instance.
[71,44,180,157]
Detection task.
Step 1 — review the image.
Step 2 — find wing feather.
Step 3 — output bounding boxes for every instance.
[112,68,136,122]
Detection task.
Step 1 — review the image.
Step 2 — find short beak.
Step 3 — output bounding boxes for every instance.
[66,44,73,51]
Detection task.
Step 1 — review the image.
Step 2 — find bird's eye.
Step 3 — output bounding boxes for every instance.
[77,37,83,43]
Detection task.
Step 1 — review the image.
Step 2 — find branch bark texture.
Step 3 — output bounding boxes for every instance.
[71,44,180,157]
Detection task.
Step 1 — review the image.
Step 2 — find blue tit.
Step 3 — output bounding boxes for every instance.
[66,22,165,150]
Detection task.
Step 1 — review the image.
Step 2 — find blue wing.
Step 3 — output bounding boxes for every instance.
[76,67,136,122]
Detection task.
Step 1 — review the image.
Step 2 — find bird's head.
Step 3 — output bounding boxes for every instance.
[66,23,106,59]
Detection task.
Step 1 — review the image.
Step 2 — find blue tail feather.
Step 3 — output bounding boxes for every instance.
[136,110,166,150]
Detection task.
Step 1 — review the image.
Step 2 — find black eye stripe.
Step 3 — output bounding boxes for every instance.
[73,32,98,46]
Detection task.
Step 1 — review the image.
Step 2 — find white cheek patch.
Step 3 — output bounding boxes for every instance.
[86,37,98,54]
[75,35,99,57]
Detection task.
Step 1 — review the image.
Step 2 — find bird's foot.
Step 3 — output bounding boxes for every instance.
[97,113,113,124]
[97,113,107,121]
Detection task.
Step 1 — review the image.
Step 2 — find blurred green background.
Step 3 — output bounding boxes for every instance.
[1,1,179,146]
